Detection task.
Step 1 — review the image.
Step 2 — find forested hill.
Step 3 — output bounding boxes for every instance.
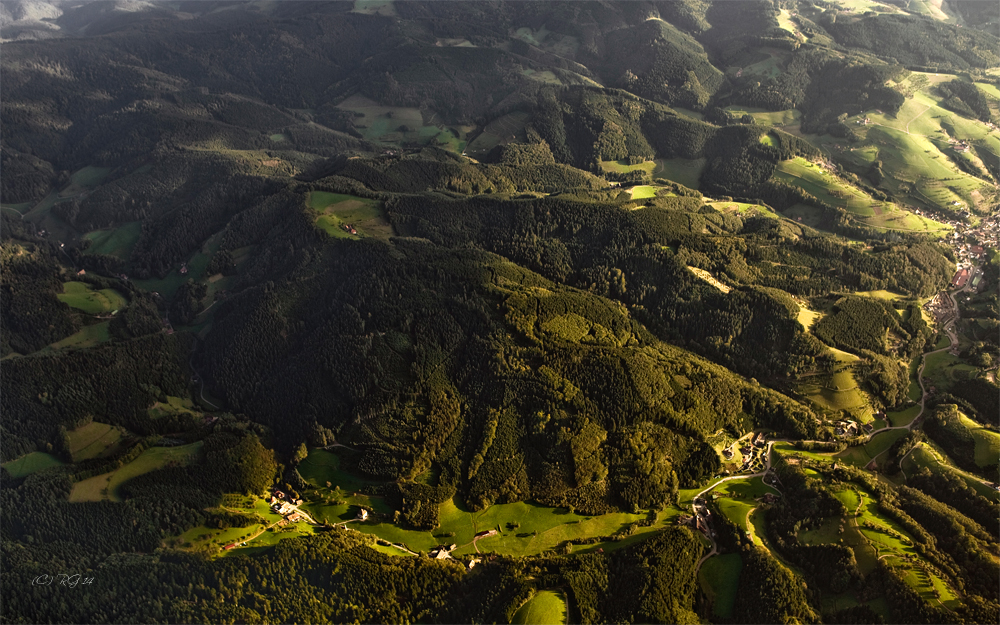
[201,228,819,512]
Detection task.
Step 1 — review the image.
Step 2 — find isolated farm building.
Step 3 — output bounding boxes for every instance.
[357,508,369,521]
[224,544,236,550]
[77,269,86,276]
[468,558,481,570]
[474,529,498,539]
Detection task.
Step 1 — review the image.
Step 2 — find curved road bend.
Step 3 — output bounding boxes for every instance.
[694,442,776,570]
[864,278,971,441]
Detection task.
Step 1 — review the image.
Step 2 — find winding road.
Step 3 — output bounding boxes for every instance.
[693,442,776,570]
[863,277,971,443]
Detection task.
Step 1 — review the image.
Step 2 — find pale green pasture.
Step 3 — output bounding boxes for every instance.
[2,452,65,478]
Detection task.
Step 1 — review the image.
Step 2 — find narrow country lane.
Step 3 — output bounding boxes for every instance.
[693,442,776,572]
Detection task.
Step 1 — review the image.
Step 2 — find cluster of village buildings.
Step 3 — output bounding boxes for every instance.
[269,490,305,523]
[834,418,874,438]
[721,432,768,473]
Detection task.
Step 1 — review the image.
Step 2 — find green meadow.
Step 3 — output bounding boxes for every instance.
[511,590,568,625]
[133,234,222,301]
[336,93,466,152]
[65,166,112,191]
[655,157,706,189]
[69,441,204,502]
[308,192,393,240]
[795,367,869,414]
[952,412,1000,468]
[298,449,659,557]
[840,72,999,214]
[902,444,998,500]
[179,497,318,557]
[2,452,66,478]
[708,201,781,219]
[48,322,111,350]
[83,222,142,260]
[774,157,877,215]
[628,185,658,199]
[725,106,800,126]
[699,553,742,619]
[922,350,978,390]
[781,203,825,228]
[58,281,127,315]
[368,543,416,557]
[599,159,657,175]
[772,442,837,464]
[149,396,200,419]
[886,405,921,428]
[67,422,126,462]
[465,111,531,156]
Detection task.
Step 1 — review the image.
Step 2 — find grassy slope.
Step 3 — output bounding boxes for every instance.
[67,422,125,462]
[1,452,65,478]
[839,72,997,215]
[511,590,568,625]
[47,322,111,350]
[699,553,742,619]
[69,442,204,502]
[83,222,142,261]
[308,191,392,240]
[58,281,127,315]
[298,449,657,557]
